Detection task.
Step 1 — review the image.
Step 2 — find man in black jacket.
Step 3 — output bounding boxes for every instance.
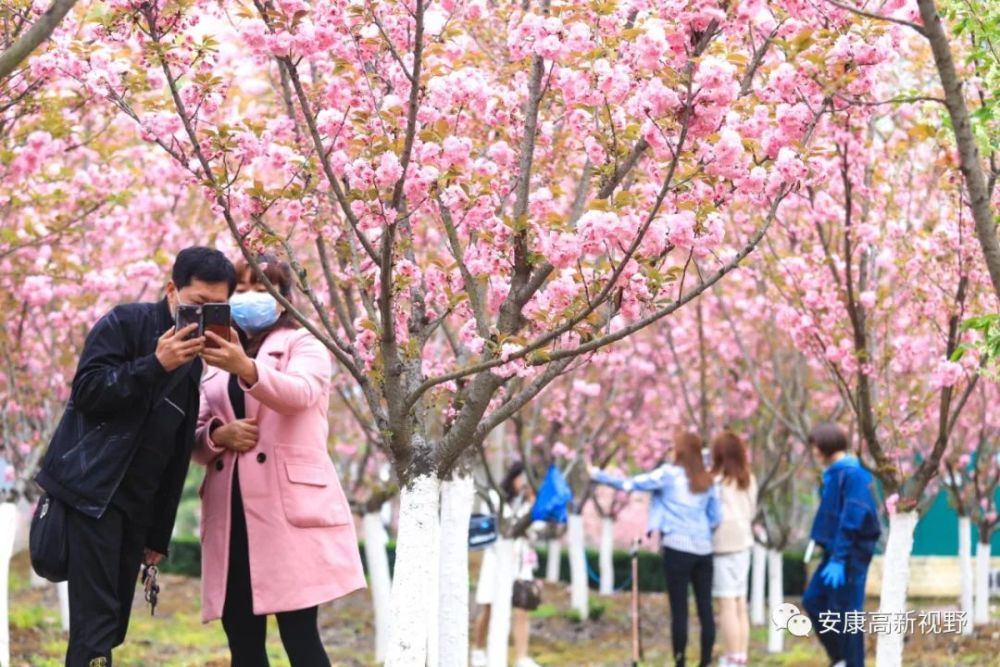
[36,247,236,667]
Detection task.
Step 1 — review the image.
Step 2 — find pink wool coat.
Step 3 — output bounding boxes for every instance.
[193,327,366,622]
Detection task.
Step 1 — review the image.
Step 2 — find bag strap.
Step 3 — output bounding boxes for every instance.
[151,362,194,411]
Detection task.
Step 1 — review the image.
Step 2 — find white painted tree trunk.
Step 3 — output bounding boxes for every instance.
[29,570,46,588]
[766,549,784,654]
[12,501,31,556]
[0,503,17,667]
[380,499,393,532]
[362,512,393,663]
[486,538,516,667]
[750,543,767,626]
[567,513,589,618]
[385,475,441,667]
[57,581,70,631]
[438,475,474,667]
[874,511,918,667]
[545,538,562,583]
[974,540,991,626]
[598,517,615,596]
[958,516,974,634]
[426,508,440,667]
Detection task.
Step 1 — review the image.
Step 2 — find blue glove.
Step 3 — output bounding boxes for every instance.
[820,559,845,589]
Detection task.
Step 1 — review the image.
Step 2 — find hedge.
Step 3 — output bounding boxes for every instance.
[160,537,805,596]
[158,536,399,578]
[530,545,806,596]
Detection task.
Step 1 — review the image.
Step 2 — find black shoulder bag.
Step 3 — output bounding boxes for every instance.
[29,493,69,582]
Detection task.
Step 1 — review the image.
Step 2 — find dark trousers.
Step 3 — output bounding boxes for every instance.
[802,556,869,667]
[221,463,330,667]
[661,546,715,667]
[65,506,146,667]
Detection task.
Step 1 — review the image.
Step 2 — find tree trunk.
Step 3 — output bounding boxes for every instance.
[958,516,973,634]
[427,508,440,667]
[0,503,17,667]
[567,513,589,618]
[385,474,441,667]
[915,0,1000,301]
[766,549,784,654]
[57,581,69,631]
[545,538,562,583]
[875,511,918,667]
[486,538,516,667]
[439,475,474,667]
[599,517,615,596]
[362,512,393,663]
[974,539,991,626]
[750,543,767,626]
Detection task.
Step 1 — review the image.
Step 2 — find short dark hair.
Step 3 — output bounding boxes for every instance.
[500,461,526,502]
[172,247,237,295]
[808,423,849,458]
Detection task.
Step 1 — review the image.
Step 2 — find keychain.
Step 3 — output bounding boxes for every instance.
[141,564,160,616]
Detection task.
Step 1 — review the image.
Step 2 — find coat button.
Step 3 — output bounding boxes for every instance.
[257,452,266,464]
[215,460,224,471]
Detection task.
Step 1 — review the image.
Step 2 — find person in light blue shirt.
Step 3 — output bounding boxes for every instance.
[591,432,721,667]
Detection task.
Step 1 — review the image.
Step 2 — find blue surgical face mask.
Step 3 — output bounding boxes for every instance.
[230,291,280,334]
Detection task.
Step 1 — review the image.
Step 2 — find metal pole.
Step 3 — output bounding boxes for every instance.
[630,536,642,666]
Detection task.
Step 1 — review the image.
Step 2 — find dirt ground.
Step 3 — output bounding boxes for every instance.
[8,551,1000,666]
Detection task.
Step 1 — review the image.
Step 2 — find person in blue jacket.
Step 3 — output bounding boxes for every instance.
[591,432,720,667]
[802,423,882,667]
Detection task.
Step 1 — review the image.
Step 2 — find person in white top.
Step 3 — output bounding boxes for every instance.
[710,432,758,667]
[471,462,541,667]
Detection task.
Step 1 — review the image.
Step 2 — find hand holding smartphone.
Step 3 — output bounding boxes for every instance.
[175,303,231,348]
[175,305,202,339]
[202,303,231,349]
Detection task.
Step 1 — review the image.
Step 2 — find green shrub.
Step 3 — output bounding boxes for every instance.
[529,603,559,619]
[160,537,807,598]
[158,536,201,576]
[588,599,608,621]
[532,545,807,596]
[160,536,401,578]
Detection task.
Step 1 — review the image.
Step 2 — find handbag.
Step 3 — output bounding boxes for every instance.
[511,579,542,611]
[468,513,498,551]
[29,493,69,582]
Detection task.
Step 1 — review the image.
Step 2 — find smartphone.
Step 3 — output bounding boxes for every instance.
[202,303,231,349]
[175,304,202,340]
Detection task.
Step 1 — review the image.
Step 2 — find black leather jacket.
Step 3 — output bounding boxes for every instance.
[36,299,200,553]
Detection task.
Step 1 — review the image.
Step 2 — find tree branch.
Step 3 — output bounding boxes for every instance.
[0,0,79,81]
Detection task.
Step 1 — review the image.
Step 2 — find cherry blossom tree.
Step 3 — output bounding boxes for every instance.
[509,343,655,621]
[941,381,1000,627]
[711,282,837,648]
[766,102,994,665]
[9,0,906,662]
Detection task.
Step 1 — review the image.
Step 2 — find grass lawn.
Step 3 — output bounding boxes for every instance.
[9,552,1000,666]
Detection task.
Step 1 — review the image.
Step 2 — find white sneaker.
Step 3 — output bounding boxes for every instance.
[470,649,487,667]
[831,662,847,667]
[515,658,541,667]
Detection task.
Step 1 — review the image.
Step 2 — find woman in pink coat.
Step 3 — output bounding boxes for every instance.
[196,255,365,665]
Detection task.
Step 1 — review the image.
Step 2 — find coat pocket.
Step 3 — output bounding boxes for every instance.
[276,446,350,528]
